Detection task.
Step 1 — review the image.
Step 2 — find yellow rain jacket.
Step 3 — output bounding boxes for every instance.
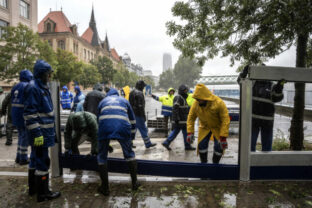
[187,84,230,151]
[122,86,130,101]
[186,93,195,106]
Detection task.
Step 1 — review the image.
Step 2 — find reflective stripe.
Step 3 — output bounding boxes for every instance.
[125,157,136,161]
[24,111,54,120]
[252,114,274,120]
[214,151,223,156]
[41,123,54,128]
[61,98,71,101]
[130,120,136,124]
[99,115,130,123]
[252,96,273,104]
[199,149,208,153]
[35,170,49,176]
[12,103,24,108]
[272,92,283,97]
[24,114,38,120]
[162,109,172,113]
[19,146,28,150]
[101,106,127,113]
[27,123,40,130]
[131,129,136,133]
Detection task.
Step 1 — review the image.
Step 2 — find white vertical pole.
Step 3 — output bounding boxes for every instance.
[50,81,62,177]
[239,79,252,181]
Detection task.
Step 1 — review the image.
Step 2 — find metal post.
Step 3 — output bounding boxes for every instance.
[239,79,252,181]
[50,81,62,177]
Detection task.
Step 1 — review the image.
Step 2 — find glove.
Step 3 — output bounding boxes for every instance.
[151,94,157,100]
[277,79,286,86]
[34,136,44,146]
[64,149,72,156]
[186,133,194,144]
[108,145,114,153]
[237,65,249,83]
[220,136,228,150]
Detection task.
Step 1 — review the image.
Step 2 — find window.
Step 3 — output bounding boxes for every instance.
[0,19,8,38]
[0,0,7,8]
[47,23,51,32]
[73,42,79,55]
[84,49,86,60]
[58,40,65,50]
[88,51,90,60]
[20,0,30,19]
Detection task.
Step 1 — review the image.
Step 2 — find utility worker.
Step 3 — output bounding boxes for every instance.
[162,85,196,151]
[83,83,105,116]
[97,88,140,196]
[24,60,61,202]
[121,85,130,101]
[60,86,73,110]
[72,85,85,112]
[11,69,33,165]
[129,80,156,148]
[187,90,195,106]
[1,92,14,146]
[151,88,175,137]
[187,84,230,164]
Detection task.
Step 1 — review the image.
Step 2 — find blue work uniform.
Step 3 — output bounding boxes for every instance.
[72,86,85,112]
[60,86,73,110]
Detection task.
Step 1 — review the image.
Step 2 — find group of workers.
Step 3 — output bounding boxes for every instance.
[0,60,285,202]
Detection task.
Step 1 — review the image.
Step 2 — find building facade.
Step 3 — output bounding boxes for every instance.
[162,53,172,72]
[0,0,37,33]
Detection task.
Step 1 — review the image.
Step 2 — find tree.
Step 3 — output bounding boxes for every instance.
[91,56,116,84]
[166,0,312,150]
[36,39,57,72]
[0,23,38,80]
[77,63,101,89]
[54,49,83,87]
[173,56,202,89]
[143,76,155,88]
[159,69,175,90]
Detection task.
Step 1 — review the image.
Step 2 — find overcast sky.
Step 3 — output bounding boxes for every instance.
[38,0,296,76]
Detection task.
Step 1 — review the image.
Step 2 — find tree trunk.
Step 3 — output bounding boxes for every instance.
[289,34,308,150]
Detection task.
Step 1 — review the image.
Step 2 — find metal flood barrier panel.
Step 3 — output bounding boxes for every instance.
[59,154,239,180]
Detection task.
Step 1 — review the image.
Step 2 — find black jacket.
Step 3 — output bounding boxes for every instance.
[129,89,145,119]
[252,80,284,124]
[83,86,105,116]
[172,85,189,129]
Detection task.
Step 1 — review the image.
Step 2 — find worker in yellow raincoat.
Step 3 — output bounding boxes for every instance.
[187,84,230,164]
[186,90,195,106]
[121,86,130,101]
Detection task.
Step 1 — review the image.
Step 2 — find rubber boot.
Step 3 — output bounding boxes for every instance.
[199,152,208,163]
[5,128,12,146]
[128,160,141,190]
[98,164,109,196]
[212,152,222,164]
[28,169,36,196]
[36,174,61,202]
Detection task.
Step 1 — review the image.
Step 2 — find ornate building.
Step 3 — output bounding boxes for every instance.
[38,7,121,66]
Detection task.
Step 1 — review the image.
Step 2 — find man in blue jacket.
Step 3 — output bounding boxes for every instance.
[11,69,33,165]
[72,85,85,112]
[60,86,73,110]
[97,88,140,196]
[24,60,61,202]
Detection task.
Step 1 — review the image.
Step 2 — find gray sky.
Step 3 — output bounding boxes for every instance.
[38,0,296,76]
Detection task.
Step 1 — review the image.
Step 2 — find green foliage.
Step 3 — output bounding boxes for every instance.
[54,49,83,87]
[142,76,155,88]
[36,39,57,72]
[91,56,115,84]
[113,67,140,88]
[77,63,101,89]
[159,69,175,90]
[0,23,38,80]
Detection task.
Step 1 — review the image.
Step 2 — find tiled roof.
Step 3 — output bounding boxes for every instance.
[38,11,72,33]
[110,48,120,62]
[81,27,93,44]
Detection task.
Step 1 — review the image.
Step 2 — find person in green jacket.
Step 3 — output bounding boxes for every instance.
[64,111,110,155]
[151,88,175,136]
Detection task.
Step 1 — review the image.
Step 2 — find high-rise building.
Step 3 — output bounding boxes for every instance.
[0,0,38,32]
[163,53,172,72]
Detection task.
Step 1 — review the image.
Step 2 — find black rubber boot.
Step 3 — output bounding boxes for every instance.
[98,164,109,196]
[128,160,141,191]
[199,152,208,163]
[212,152,222,164]
[5,129,12,146]
[36,174,61,202]
[28,169,36,196]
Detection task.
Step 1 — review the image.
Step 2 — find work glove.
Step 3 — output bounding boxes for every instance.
[237,65,249,83]
[186,133,195,144]
[34,136,44,147]
[220,136,228,150]
[108,145,114,153]
[151,94,157,100]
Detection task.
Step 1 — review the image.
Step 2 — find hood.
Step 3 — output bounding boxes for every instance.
[192,84,215,101]
[33,59,53,79]
[123,86,130,94]
[178,84,189,96]
[19,69,33,82]
[93,83,103,91]
[135,80,146,91]
[62,86,68,91]
[74,85,81,94]
[168,87,175,94]
[106,88,119,96]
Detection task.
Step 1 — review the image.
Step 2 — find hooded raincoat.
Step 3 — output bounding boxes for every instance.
[152,88,175,116]
[187,84,230,149]
[60,86,73,109]
[122,86,130,101]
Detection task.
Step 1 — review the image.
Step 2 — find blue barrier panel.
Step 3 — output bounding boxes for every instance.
[250,166,312,180]
[60,154,239,180]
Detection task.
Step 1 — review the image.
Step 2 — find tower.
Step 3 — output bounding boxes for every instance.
[163,53,172,72]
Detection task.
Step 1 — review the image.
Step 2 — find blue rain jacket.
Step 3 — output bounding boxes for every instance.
[60,86,73,109]
[97,88,136,141]
[73,86,85,112]
[23,60,55,147]
[11,69,33,127]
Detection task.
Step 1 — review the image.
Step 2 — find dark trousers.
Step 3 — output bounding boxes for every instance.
[251,119,273,151]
